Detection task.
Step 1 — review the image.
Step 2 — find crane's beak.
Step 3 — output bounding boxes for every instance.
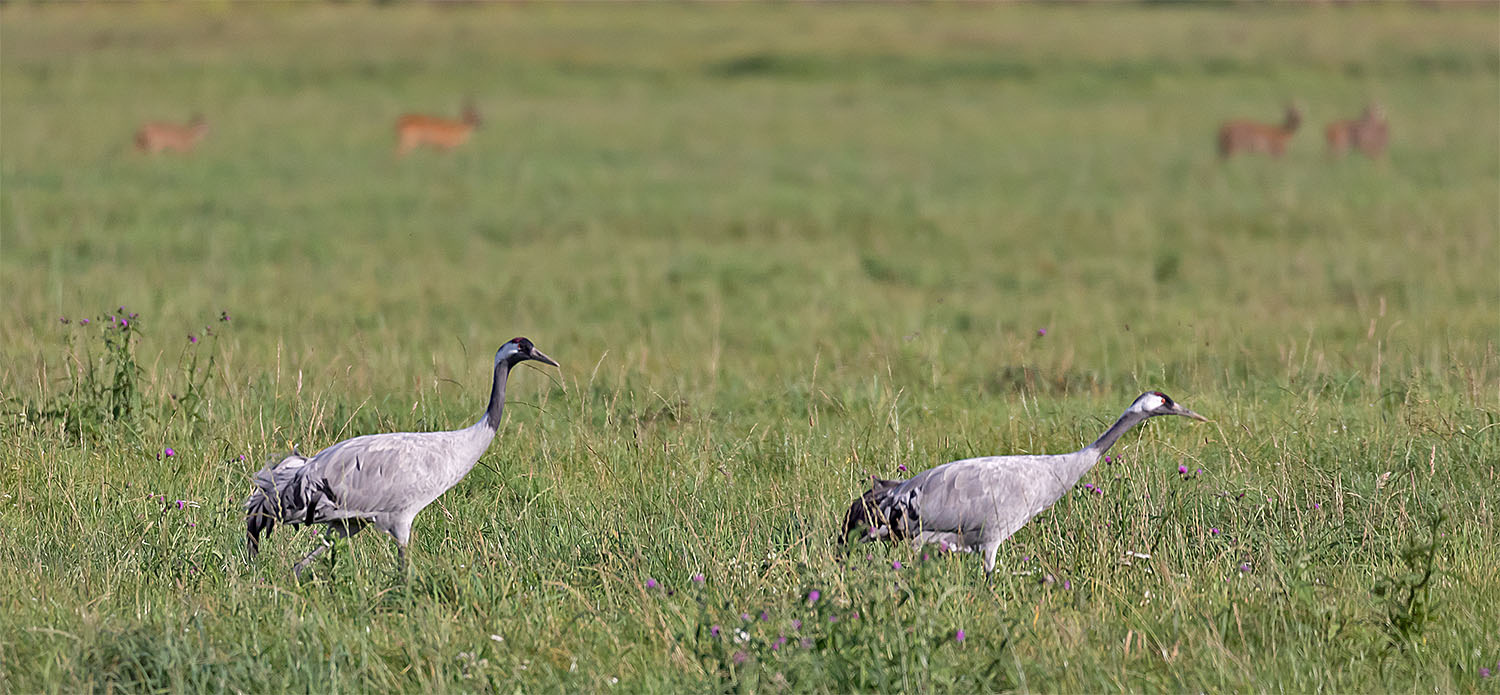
[529,348,560,368]
[1176,405,1209,422]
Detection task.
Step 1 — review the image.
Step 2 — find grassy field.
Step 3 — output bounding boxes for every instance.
[2,3,1497,692]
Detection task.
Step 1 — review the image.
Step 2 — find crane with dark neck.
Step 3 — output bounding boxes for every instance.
[843,391,1209,579]
[483,340,555,430]
[246,336,559,577]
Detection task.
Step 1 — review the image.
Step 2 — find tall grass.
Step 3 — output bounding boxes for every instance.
[2,4,1497,692]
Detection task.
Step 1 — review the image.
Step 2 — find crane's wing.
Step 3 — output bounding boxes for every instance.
[895,457,1061,545]
[843,461,1013,547]
[295,432,451,520]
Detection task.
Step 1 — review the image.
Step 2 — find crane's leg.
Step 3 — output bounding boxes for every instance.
[983,542,1001,587]
[292,520,364,579]
[385,516,415,577]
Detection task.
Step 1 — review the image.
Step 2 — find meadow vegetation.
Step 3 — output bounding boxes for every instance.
[1,4,1497,692]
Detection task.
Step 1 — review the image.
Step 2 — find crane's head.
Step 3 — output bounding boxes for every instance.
[496,337,560,368]
[1133,391,1209,422]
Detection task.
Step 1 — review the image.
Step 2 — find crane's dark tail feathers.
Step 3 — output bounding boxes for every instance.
[244,450,307,561]
[245,488,275,560]
[839,478,904,548]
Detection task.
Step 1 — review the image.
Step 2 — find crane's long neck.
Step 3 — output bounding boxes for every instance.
[1053,407,1150,484]
[1082,408,1150,460]
[482,359,513,430]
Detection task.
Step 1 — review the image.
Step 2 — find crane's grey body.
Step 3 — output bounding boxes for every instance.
[249,424,496,557]
[843,392,1206,576]
[245,338,558,576]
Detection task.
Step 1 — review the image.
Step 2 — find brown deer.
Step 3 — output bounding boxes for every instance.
[135,114,209,154]
[1325,104,1388,158]
[394,102,481,157]
[1217,105,1301,159]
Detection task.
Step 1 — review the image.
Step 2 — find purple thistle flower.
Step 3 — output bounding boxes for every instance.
[740,613,751,622]
[732,651,747,665]
[892,560,902,570]
[850,611,859,620]
[1479,667,1490,678]
[954,629,966,642]
[691,573,704,583]
[897,463,907,473]
[59,317,69,324]
[828,615,838,623]
[1036,328,1046,337]
[163,447,175,457]
[1178,465,1188,475]
[791,619,801,631]
[120,320,130,329]
[80,318,89,325]
[759,611,770,622]
[710,625,720,637]
[1195,468,1203,474]
[1103,456,1112,464]
[1064,580,1072,590]
[1239,563,1252,573]
[645,578,658,589]
[800,637,814,649]
[1210,527,1221,535]
[128,312,137,319]
[220,311,231,322]
[771,636,786,651]
[807,590,820,604]
[188,335,198,344]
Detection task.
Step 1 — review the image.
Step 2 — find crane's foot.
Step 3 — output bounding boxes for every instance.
[292,540,331,579]
[292,556,316,580]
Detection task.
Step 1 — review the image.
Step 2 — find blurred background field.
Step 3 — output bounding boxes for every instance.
[1,3,1496,692]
